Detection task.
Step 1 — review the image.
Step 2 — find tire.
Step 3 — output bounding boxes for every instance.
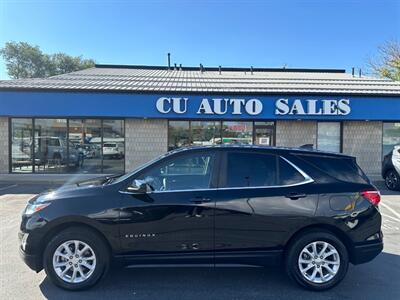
[43,227,110,291]
[384,169,400,191]
[285,230,349,291]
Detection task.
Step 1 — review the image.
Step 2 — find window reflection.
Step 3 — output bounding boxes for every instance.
[383,123,400,156]
[34,119,68,173]
[221,121,253,145]
[168,121,275,150]
[11,118,33,173]
[11,118,125,174]
[191,121,221,146]
[68,119,102,173]
[168,121,190,150]
[103,119,125,173]
[317,122,341,153]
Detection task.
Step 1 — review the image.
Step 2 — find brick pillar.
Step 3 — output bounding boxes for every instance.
[342,121,382,175]
[275,120,317,148]
[125,119,168,171]
[0,117,9,173]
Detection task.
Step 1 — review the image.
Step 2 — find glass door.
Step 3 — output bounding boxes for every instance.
[254,122,275,146]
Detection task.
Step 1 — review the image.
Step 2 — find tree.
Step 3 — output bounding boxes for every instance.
[51,53,95,76]
[369,40,400,81]
[0,41,95,79]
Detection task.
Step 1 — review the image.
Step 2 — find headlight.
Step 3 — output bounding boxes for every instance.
[24,203,51,216]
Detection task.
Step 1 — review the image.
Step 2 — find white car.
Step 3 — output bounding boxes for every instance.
[103,143,124,159]
[382,145,400,191]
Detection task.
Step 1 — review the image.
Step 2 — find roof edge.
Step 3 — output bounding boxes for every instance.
[1,86,399,97]
[94,64,346,74]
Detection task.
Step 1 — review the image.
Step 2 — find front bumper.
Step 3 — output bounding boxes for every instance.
[18,230,43,272]
[19,247,42,272]
[351,240,383,265]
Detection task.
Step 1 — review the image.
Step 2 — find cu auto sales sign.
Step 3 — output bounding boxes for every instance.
[156,97,351,116]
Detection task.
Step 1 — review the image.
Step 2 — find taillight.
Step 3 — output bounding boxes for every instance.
[360,190,381,206]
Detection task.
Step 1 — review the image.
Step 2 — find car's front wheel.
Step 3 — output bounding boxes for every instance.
[384,169,400,191]
[43,227,109,290]
[285,231,349,291]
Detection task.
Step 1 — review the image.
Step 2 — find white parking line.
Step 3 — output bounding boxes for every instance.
[381,212,400,223]
[380,202,400,219]
[0,184,18,191]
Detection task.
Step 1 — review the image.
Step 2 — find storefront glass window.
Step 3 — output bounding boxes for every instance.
[317,122,341,153]
[11,118,125,174]
[191,121,221,146]
[221,121,253,145]
[168,121,190,150]
[68,119,102,173]
[383,122,400,156]
[103,119,125,173]
[34,119,68,173]
[11,118,33,173]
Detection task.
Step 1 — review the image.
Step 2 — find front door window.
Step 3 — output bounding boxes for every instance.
[137,152,215,191]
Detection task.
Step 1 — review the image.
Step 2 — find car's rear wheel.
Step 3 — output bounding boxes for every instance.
[384,169,400,191]
[43,227,109,290]
[285,231,349,291]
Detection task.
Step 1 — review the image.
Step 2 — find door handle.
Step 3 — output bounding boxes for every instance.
[190,197,212,204]
[285,193,307,200]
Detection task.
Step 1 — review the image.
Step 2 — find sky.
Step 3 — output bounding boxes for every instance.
[0,0,399,79]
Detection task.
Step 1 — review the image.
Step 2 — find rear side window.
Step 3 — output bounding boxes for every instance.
[279,157,306,185]
[226,152,277,187]
[225,152,307,188]
[294,154,368,184]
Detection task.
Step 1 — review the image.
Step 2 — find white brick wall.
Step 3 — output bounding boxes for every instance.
[342,121,382,174]
[125,119,168,171]
[0,117,9,173]
[276,120,317,148]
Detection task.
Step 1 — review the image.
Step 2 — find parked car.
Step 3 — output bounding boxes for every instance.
[382,145,400,191]
[81,144,97,159]
[19,146,382,291]
[103,142,124,159]
[34,137,81,166]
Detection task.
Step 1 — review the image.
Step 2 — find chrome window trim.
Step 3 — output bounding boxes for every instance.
[120,155,314,195]
[279,156,314,184]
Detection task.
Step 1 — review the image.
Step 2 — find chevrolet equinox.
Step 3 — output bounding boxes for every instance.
[19,146,383,291]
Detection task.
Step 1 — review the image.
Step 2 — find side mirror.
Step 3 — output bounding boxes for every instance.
[126,179,152,194]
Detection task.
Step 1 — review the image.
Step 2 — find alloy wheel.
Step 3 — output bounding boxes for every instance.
[52,240,96,284]
[298,241,340,284]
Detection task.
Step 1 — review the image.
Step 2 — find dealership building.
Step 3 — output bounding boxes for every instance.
[0,64,399,176]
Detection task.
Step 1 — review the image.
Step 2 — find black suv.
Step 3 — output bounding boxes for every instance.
[19,146,383,291]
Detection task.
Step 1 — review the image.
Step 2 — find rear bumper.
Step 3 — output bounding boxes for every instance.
[351,241,383,265]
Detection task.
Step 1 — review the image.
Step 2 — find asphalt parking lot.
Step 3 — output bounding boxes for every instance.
[0,182,399,300]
